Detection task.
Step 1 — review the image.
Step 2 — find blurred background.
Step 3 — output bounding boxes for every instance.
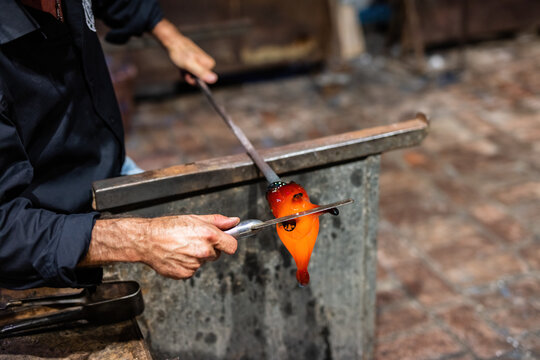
[98,1,539,359]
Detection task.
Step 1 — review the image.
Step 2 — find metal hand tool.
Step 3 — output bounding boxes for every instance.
[0,281,144,338]
[225,199,354,239]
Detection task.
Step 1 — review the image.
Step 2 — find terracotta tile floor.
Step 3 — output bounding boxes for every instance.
[124,36,540,359]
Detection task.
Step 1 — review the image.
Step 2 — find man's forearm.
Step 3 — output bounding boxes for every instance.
[79,218,148,266]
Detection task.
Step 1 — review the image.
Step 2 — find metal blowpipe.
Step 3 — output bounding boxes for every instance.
[195,77,282,184]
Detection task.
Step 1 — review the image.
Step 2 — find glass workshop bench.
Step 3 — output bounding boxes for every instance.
[92,114,428,360]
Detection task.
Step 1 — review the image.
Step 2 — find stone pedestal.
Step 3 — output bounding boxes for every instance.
[93,116,428,360]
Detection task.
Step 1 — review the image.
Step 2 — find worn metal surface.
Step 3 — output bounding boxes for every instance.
[93,115,428,212]
[108,156,380,360]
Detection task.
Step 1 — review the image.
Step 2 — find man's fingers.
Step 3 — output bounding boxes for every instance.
[191,214,238,255]
[213,232,238,255]
[210,249,222,262]
[182,37,216,69]
[202,71,218,84]
[183,66,217,85]
[195,50,216,69]
[184,73,196,85]
[184,58,217,84]
[176,46,217,84]
[194,242,219,262]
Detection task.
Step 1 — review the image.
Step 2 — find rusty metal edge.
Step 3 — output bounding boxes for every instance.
[92,114,429,211]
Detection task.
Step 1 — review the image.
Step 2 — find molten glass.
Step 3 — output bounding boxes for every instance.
[266,182,320,286]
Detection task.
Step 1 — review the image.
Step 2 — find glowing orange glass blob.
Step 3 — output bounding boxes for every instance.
[266,182,320,286]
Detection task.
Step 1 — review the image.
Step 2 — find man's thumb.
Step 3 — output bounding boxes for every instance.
[202,214,240,230]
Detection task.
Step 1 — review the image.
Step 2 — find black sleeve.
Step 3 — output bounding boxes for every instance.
[93,0,164,44]
[0,91,102,290]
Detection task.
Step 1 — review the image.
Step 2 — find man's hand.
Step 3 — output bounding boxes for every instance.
[152,18,217,85]
[80,214,239,279]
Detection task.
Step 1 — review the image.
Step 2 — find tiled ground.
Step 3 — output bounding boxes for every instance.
[123,36,540,359]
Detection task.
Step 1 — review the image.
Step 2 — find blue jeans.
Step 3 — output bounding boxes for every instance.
[121,156,144,175]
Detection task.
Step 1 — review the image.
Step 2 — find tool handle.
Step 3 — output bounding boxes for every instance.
[224,219,263,239]
[0,307,84,338]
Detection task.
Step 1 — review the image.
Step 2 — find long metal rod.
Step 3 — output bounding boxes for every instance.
[195,77,281,184]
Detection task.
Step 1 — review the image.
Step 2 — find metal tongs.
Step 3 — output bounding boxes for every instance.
[225,199,354,239]
[0,281,144,338]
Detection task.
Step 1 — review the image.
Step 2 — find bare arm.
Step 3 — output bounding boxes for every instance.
[152,18,217,85]
[80,214,239,279]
